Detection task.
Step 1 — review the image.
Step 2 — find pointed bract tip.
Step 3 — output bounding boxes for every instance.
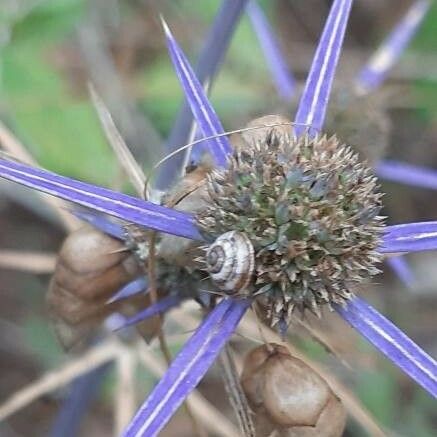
[160,15,170,36]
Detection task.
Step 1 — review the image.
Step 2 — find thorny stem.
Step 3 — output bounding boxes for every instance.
[218,345,256,437]
[146,231,205,437]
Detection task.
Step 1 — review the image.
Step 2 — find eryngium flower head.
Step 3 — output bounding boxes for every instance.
[197,125,385,324]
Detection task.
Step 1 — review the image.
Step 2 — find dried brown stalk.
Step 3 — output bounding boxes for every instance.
[0,339,120,421]
[0,250,56,273]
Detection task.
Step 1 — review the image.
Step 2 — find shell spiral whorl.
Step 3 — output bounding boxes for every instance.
[205,231,255,294]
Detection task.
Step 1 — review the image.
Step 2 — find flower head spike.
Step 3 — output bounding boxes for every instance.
[157,0,248,188]
[382,221,437,253]
[113,295,182,331]
[294,0,353,136]
[355,0,431,95]
[377,159,437,190]
[50,363,110,437]
[336,297,437,397]
[162,18,233,168]
[70,209,126,240]
[107,277,149,304]
[0,157,201,240]
[124,299,250,437]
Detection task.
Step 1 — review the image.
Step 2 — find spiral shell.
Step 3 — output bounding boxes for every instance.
[205,231,255,293]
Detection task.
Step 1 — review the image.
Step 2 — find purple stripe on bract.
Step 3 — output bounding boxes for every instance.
[355,0,430,95]
[157,0,248,189]
[381,221,437,253]
[163,20,233,168]
[247,1,295,101]
[386,256,415,289]
[336,296,437,397]
[376,159,437,190]
[0,158,201,241]
[113,295,182,331]
[123,298,251,437]
[294,0,353,137]
[71,209,126,240]
[107,277,148,304]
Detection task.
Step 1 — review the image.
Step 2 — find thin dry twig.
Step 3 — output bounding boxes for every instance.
[144,120,314,190]
[135,340,242,437]
[0,250,56,273]
[0,339,120,421]
[114,344,137,436]
[0,120,79,231]
[218,346,255,437]
[89,84,146,197]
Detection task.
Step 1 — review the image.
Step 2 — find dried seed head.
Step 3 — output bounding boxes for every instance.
[197,122,384,325]
[241,343,346,437]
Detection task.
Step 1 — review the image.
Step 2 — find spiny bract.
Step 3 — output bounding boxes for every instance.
[197,126,385,326]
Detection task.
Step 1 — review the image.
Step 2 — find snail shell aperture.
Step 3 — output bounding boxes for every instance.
[205,231,255,293]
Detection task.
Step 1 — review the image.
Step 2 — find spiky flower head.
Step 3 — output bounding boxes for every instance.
[197,121,385,326]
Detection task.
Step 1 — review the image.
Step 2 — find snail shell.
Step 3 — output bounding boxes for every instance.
[158,162,212,268]
[229,114,292,153]
[241,343,346,436]
[47,225,157,350]
[205,231,255,293]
